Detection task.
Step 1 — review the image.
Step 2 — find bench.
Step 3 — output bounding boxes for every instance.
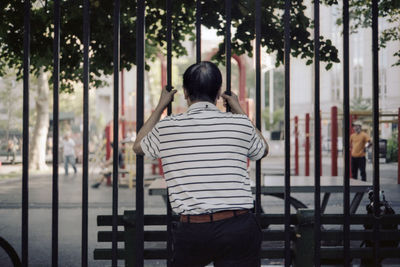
[94,210,400,266]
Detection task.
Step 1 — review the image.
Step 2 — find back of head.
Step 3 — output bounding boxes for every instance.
[183,61,222,103]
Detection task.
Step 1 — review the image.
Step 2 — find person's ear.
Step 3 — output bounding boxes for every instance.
[216,87,222,100]
[183,88,188,100]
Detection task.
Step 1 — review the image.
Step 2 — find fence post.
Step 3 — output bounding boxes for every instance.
[305,113,310,176]
[124,210,136,267]
[331,106,338,176]
[398,108,400,184]
[294,209,314,267]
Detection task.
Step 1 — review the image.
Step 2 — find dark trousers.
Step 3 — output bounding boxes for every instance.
[171,212,262,267]
[351,156,366,181]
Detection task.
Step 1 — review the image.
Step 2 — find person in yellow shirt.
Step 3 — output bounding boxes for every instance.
[350,121,371,181]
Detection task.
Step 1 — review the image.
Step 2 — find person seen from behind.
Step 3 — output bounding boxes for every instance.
[133,61,268,267]
[350,121,371,181]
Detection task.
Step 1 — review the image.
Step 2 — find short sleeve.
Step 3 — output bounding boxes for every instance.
[140,124,161,160]
[364,133,370,143]
[247,124,266,161]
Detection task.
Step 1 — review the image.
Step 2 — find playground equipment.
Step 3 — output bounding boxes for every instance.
[293,106,399,184]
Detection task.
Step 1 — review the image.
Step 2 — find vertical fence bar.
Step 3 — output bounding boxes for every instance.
[135,0,145,266]
[342,0,350,265]
[313,1,321,265]
[371,0,380,264]
[255,0,262,222]
[331,106,338,176]
[22,1,30,266]
[166,0,172,115]
[166,0,173,265]
[284,0,291,265]
[52,0,60,266]
[305,113,310,176]
[82,0,90,265]
[112,0,120,266]
[196,0,201,63]
[225,0,231,112]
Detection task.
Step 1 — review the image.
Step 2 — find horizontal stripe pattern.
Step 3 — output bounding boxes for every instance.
[141,102,266,214]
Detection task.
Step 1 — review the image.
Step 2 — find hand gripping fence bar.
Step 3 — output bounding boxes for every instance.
[166,0,173,266]
[225,0,231,112]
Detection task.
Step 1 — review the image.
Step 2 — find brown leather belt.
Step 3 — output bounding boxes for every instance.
[180,209,249,223]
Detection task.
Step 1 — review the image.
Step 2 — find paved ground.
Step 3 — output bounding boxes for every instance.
[0,154,399,266]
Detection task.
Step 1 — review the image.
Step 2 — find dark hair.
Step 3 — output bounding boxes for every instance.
[183,61,222,102]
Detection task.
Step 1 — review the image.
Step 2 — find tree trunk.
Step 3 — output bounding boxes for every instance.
[29,67,49,170]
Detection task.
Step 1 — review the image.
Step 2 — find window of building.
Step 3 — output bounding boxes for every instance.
[331,66,341,101]
[379,68,387,95]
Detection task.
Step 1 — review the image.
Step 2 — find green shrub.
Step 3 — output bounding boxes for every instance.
[386,131,398,163]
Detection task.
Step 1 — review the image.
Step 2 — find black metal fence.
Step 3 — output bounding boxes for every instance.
[10,0,398,266]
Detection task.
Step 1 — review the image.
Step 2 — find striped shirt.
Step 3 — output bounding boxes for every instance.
[141,102,266,215]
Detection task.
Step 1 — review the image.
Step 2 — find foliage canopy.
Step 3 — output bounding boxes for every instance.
[0,0,340,92]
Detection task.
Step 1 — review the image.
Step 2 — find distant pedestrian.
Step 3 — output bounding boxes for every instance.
[6,139,16,164]
[91,142,124,188]
[350,121,371,181]
[62,133,77,175]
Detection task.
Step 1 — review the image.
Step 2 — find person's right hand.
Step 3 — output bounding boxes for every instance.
[157,86,177,110]
[221,91,246,115]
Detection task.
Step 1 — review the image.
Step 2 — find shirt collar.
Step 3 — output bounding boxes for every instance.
[187,101,219,112]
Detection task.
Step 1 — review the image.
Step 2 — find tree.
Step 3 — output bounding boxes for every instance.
[328,0,400,66]
[0,0,340,169]
[0,69,23,142]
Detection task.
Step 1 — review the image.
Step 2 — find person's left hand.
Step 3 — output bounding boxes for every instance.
[157,86,177,110]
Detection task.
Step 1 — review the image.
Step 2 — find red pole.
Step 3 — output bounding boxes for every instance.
[294,116,299,175]
[331,106,338,176]
[398,108,400,184]
[105,124,112,186]
[305,113,310,176]
[105,124,111,161]
[320,111,323,176]
[349,115,354,178]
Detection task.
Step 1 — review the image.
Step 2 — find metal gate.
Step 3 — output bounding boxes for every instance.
[9,0,398,266]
